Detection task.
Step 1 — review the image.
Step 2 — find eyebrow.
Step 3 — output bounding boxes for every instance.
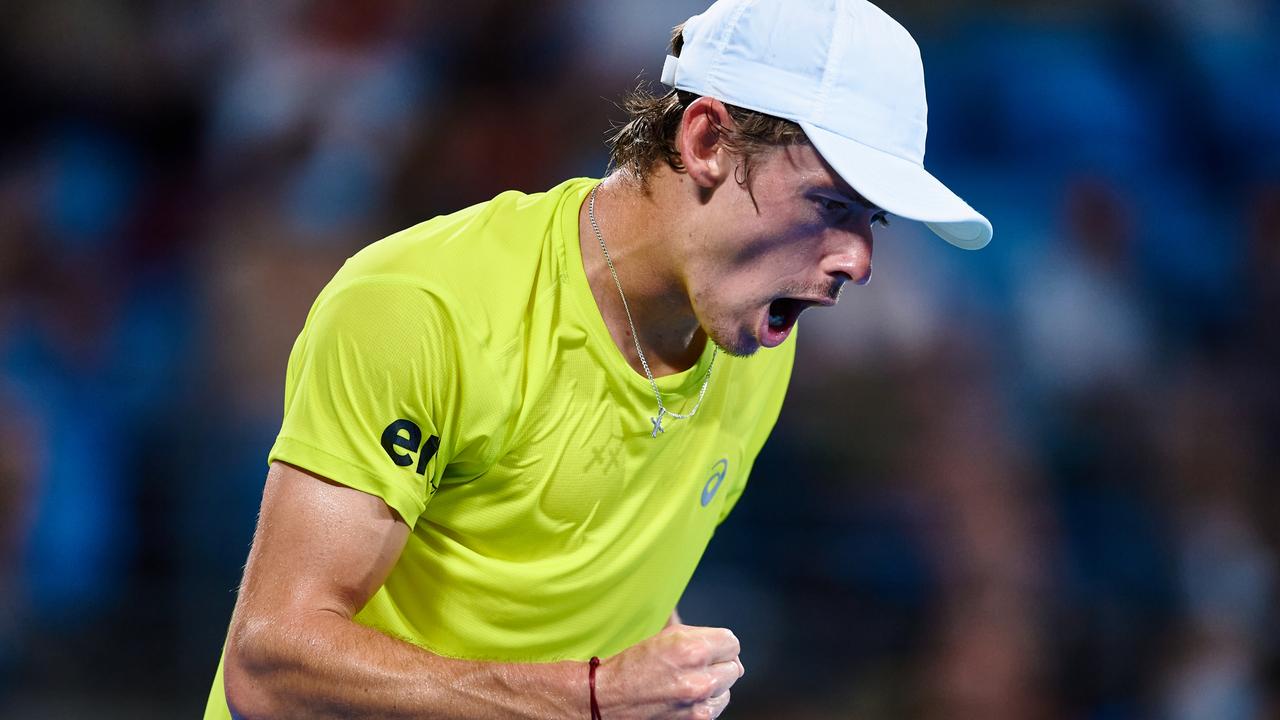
[820,183,883,213]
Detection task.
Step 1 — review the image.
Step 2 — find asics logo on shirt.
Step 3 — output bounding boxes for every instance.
[381,418,440,476]
[701,459,729,507]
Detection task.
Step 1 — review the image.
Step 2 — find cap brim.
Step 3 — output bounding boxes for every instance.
[800,122,993,250]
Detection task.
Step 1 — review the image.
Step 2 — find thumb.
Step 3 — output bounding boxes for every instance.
[661,611,684,633]
[658,622,685,635]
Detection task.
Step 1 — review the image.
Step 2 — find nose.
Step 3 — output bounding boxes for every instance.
[821,225,874,286]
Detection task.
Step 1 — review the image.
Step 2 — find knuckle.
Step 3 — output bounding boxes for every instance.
[676,673,711,703]
[679,638,709,666]
[723,629,740,654]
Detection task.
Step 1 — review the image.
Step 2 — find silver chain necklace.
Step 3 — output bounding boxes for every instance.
[588,186,718,438]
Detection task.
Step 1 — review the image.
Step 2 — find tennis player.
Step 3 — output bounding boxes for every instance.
[204,1,991,718]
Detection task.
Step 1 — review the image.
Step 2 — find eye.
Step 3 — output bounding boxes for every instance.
[817,197,849,214]
[871,211,890,228]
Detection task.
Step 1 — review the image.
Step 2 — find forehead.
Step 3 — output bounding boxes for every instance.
[760,143,876,206]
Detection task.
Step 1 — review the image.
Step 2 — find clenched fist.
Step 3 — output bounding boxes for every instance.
[595,624,745,719]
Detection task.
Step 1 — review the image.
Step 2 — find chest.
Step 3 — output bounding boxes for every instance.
[423,322,753,562]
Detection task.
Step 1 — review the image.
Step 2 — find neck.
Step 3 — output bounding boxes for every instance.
[579,174,706,377]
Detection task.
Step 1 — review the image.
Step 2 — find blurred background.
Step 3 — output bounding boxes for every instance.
[0,0,1277,717]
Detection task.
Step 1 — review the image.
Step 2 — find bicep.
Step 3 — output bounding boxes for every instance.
[235,461,410,622]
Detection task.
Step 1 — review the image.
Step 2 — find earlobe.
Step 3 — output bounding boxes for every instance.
[678,97,734,190]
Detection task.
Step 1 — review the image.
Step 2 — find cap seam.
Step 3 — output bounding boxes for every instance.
[813,0,845,126]
[705,0,758,99]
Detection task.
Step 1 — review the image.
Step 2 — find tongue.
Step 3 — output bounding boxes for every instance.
[768,299,796,329]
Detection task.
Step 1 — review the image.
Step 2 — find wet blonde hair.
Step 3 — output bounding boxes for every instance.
[607,24,810,188]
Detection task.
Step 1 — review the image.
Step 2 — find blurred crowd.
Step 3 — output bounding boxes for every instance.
[0,0,1277,717]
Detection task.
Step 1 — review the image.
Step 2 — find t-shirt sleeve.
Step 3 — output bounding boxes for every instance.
[268,277,467,526]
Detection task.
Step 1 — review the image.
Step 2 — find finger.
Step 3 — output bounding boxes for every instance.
[679,626,740,664]
[694,689,731,719]
[706,659,743,697]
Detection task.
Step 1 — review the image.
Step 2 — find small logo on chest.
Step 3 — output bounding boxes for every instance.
[586,444,622,475]
[701,458,729,507]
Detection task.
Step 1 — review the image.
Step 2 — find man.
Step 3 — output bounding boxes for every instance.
[205,0,992,718]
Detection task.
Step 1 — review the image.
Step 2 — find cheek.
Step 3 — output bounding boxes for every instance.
[687,271,757,331]
[719,204,822,263]
[729,221,827,282]
[689,202,826,310]
[693,238,817,317]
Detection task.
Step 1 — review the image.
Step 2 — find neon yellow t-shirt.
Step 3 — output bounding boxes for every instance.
[204,177,795,718]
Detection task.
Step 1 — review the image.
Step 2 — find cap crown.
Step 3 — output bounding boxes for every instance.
[665,0,929,165]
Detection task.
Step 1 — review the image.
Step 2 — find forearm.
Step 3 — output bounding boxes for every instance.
[225,610,587,720]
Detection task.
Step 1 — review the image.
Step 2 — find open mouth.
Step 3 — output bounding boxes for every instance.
[767,298,808,331]
[763,297,819,346]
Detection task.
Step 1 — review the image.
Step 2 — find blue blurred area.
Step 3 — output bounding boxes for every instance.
[0,1,1277,717]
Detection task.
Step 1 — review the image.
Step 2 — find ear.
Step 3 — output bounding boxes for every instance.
[676,97,736,191]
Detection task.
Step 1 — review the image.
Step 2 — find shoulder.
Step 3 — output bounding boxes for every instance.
[279,273,512,491]
[333,179,595,297]
[327,178,597,345]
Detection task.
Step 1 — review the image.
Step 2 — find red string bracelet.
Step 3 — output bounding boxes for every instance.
[589,656,602,720]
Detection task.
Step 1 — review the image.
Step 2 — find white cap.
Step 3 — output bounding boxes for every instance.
[660,0,992,249]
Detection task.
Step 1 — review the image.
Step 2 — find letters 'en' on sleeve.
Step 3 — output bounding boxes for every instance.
[268,277,468,527]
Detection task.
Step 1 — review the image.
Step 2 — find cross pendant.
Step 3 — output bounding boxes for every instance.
[650,415,665,437]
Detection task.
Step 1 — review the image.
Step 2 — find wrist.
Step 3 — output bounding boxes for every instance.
[589,657,602,720]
